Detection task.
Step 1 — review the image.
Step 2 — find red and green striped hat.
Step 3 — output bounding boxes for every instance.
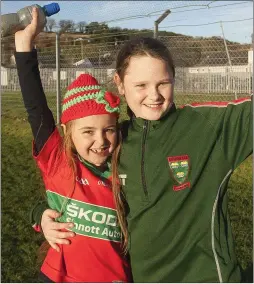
[61,74,120,124]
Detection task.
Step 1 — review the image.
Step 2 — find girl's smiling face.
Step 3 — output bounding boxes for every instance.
[70,114,118,167]
[115,55,175,121]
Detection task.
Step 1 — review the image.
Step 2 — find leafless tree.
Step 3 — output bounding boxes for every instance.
[77,21,87,33]
[47,18,57,32]
[59,20,76,33]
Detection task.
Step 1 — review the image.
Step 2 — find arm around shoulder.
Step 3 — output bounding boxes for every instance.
[30,199,50,232]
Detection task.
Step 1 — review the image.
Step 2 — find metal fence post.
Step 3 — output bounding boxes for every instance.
[208,66,210,94]
[56,32,61,125]
[154,22,158,39]
[220,21,237,99]
[249,64,252,95]
[154,10,171,39]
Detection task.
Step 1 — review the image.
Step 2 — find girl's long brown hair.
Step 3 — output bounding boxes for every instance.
[111,130,128,253]
[61,121,77,181]
[38,122,77,265]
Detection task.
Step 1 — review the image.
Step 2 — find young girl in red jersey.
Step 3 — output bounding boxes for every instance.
[15,7,131,283]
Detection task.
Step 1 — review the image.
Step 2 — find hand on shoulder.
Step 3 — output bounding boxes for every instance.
[41,208,75,252]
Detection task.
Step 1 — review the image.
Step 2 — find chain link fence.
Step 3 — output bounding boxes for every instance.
[1,32,253,114]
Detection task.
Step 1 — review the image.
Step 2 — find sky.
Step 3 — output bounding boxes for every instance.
[1,1,253,43]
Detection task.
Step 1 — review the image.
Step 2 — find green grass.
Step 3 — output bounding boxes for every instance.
[1,92,253,282]
[2,116,45,282]
[228,157,253,270]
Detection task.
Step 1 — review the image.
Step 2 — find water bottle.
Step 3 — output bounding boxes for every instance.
[1,3,60,38]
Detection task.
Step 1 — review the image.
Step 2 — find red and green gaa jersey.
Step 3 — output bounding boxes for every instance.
[33,128,131,283]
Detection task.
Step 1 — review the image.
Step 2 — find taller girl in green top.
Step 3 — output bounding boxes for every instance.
[36,33,252,282]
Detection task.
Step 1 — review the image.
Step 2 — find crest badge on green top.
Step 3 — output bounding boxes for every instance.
[167,155,190,185]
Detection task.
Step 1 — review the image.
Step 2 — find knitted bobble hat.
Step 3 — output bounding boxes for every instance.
[61,74,120,124]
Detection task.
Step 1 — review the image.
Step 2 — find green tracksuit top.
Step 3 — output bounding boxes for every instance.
[118,98,252,283]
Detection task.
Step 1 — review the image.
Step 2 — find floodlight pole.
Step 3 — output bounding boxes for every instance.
[154,9,171,39]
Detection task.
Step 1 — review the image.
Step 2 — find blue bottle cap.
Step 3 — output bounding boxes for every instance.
[43,3,60,17]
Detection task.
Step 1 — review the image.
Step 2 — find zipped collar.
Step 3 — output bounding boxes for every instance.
[131,103,177,130]
[77,154,111,179]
